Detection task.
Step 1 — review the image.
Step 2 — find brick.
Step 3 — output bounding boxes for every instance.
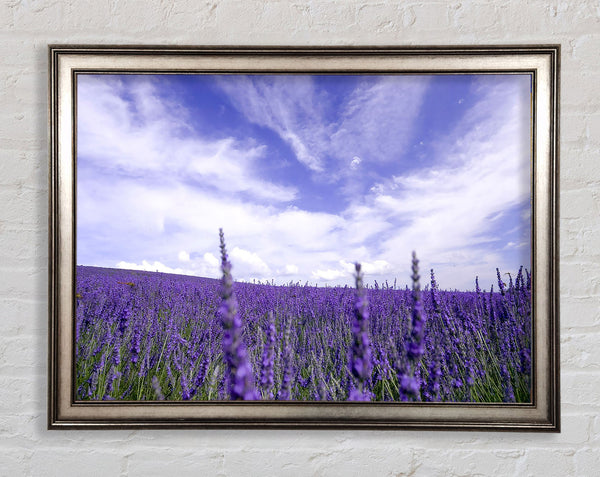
[593,414,600,444]
[575,448,600,477]
[587,113,600,145]
[0,1,15,30]
[0,335,45,376]
[308,2,357,30]
[0,185,47,226]
[562,372,600,408]
[0,150,46,188]
[62,2,117,31]
[561,262,600,299]
[2,298,47,336]
[0,413,41,445]
[561,113,588,144]
[452,2,505,33]
[31,450,122,477]
[562,296,600,327]
[11,1,68,32]
[562,70,600,107]
[309,447,414,477]
[562,188,600,220]
[555,413,592,445]
[413,449,522,477]
[127,449,223,477]
[409,3,454,32]
[0,228,47,270]
[0,376,44,414]
[504,1,600,36]
[223,448,320,476]
[521,449,577,476]
[0,266,47,301]
[0,449,32,477]
[571,33,600,69]
[561,222,600,259]
[1,68,47,107]
[562,332,600,370]
[356,3,403,33]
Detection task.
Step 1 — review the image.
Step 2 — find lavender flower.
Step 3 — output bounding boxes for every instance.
[102,366,120,400]
[500,364,515,402]
[152,375,165,400]
[278,318,293,400]
[399,252,426,401]
[408,252,426,361]
[496,268,506,296]
[218,228,259,400]
[348,263,373,401]
[430,268,440,314]
[260,311,276,399]
[129,323,142,364]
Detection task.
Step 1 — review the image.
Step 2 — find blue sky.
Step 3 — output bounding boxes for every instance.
[76,72,531,290]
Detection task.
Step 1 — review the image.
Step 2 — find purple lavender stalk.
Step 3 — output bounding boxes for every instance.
[408,252,426,361]
[430,268,440,314]
[348,263,373,401]
[218,228,259,401]
[260,311,276,399]
[152,375,165,400]
[278,318,293,400]
[399,252,426,401]
[496,268,506,296]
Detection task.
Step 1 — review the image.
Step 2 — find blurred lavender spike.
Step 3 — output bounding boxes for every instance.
[430,268,440,314]
[152,375,165,401]
[408,252,426,361]
[260,311,276,399]
[278,317,293,400]
[348,262,374,401]
[399,251,426,401]
[218,228,259,400]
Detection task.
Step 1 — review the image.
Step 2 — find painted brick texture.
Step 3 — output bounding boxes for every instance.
[1,0,599,475]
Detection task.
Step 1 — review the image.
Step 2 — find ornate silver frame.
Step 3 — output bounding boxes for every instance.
[48,45,560,430]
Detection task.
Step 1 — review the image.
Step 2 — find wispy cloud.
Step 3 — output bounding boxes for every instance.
[217,75,430,180]
[346,75,532,289]
[330,75,430,166]
[77,75,297,203]
[216,75,329,172]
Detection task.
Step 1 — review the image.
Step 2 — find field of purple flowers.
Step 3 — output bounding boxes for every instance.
[75,236,531,403]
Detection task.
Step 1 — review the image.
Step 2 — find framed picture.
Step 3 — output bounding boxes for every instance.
[48,45,560,430]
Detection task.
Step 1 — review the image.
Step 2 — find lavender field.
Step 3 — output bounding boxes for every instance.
[75,239,531,403]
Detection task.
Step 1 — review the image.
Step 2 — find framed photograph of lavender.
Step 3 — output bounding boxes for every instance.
[49,46,559,430]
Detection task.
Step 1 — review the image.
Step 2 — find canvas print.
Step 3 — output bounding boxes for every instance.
[75,73,532,403]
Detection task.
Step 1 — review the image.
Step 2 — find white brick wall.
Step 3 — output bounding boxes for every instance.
[1,1,598,475]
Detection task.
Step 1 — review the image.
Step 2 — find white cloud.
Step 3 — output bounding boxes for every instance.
[230,247,271,276]
[178,250,190,262]
[349,76,532,289]
[77,75,297,203]
[217,75,430,178]
[310,259,393,283]
[354,259,392,276]
[203,252,219,267]
[217,75,328,172]
[116,260,190,276]
[312,268,350,282]
[284,264,299,274]
[331,76,430,167]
